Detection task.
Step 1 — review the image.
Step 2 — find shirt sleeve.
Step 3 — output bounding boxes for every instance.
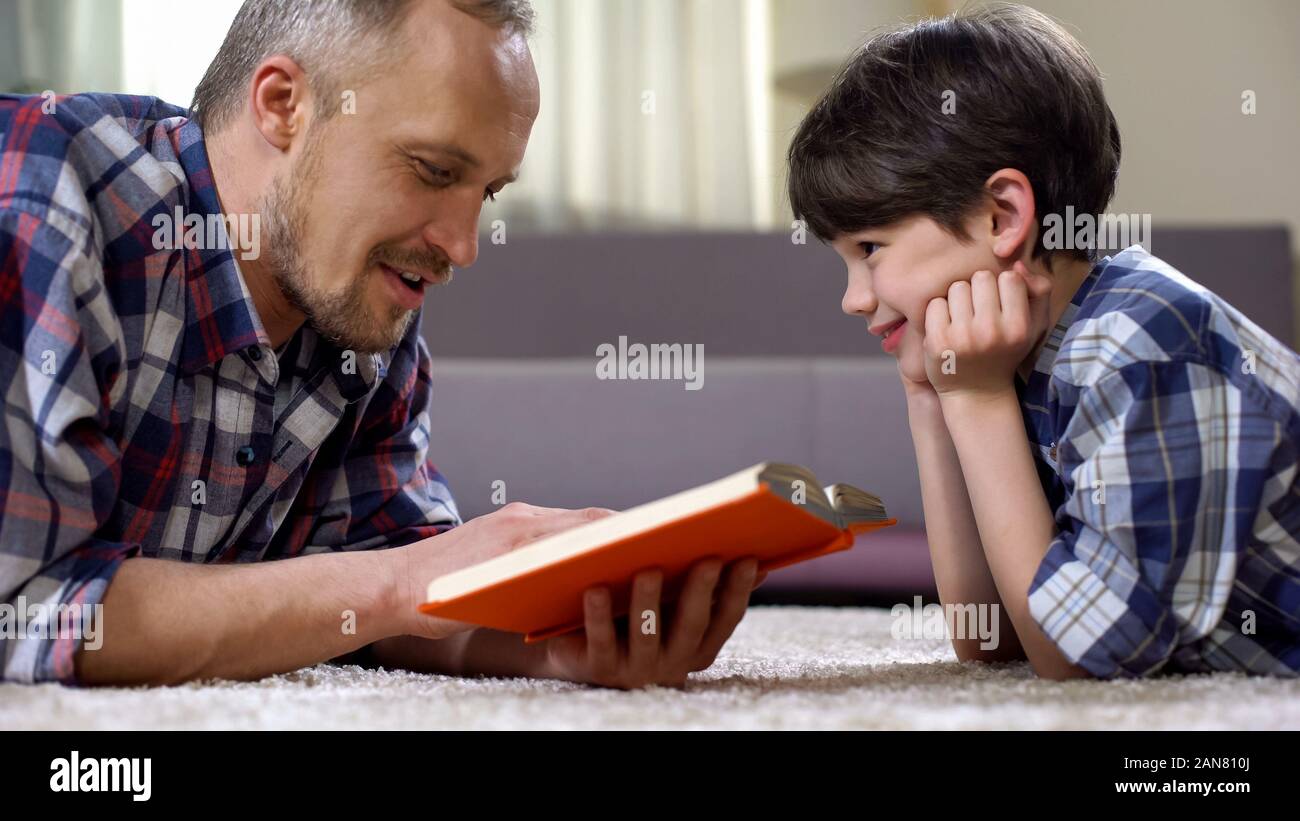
[290,324,461,553]
[1027,357,1288,678]
[0,207,139,684]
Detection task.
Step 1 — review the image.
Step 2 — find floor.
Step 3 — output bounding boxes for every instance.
[3,606,1297,730]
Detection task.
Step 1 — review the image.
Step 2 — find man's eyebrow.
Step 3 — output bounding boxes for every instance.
[417,142,518,184]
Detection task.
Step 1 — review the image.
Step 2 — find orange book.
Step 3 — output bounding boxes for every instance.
[418,462,896,642]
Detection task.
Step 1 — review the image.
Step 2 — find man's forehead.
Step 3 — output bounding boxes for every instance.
[397,0,539,107]
[365,4,538,178]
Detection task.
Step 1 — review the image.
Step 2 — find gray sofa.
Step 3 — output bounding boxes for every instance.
[421,226,1295,598]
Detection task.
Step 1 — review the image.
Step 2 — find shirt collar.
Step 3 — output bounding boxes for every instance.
[175,116,271,375]
[1016,252,1110,413]
[172,115,387,399]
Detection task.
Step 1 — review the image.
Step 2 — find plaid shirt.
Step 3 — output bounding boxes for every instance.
[0,93,460,684]
[1019,244,1300,677]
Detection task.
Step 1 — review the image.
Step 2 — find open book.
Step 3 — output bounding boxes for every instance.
[418,462,896,642]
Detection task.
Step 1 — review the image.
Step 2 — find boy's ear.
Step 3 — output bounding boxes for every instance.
[982,168,1037,261]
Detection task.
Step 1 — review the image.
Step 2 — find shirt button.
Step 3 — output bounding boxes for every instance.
[235,446,256,466]
[248,347,263,361]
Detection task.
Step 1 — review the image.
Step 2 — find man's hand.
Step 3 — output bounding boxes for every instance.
[539,557,766,689]
[923,263,1052,398]
[396,502,616,641]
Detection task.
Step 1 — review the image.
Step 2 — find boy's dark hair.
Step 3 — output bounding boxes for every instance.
[787,2,1121,264]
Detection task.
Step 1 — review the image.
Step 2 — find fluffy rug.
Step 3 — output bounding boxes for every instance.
[3,606,1297,730]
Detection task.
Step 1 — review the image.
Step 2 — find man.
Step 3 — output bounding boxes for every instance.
[0,0,764,688]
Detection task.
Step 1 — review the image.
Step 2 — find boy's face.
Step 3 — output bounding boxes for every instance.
[831,215,1002,383]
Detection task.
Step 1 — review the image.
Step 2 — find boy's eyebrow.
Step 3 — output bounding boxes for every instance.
[415,141,519,184]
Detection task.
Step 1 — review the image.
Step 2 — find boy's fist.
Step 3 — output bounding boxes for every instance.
[923,262,1052,396]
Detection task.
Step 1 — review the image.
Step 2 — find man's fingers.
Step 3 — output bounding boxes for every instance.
[582,587,619,680]
[626,568,662,680]
[522,507,616,543]
[693,558,758,668]
[663,559,723,663]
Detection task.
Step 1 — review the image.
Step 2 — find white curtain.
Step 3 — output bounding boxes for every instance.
[497,0,775,232]
[2,0,122,94]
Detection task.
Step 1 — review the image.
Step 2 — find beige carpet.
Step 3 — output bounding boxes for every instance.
[3,606,1297,730]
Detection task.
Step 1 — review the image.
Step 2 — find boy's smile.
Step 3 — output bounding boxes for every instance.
[831,213,1010,383]
[830,203,1095,385]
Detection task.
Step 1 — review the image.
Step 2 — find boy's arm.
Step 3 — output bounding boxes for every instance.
[937,391,1089,679]
[903,378,1025,662]
[924,268,1089,680]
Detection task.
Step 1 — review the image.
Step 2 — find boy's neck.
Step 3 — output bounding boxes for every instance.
[1016,255,1096,381]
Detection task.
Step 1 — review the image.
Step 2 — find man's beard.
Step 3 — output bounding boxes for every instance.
[257,140,417,355]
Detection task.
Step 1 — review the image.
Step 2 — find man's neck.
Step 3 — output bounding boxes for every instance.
[205,127,306,349]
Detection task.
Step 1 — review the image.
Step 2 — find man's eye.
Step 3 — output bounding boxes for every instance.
[419,161,452,185]
[859,241,878,259]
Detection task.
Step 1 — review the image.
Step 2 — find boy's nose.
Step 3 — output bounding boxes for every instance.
[842,281,878,317]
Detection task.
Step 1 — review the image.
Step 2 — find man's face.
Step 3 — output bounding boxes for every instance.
[831,214,1001,382]
[261,0,540,353]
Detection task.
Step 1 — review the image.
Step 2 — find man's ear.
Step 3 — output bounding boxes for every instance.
[246,55,313,152]
[982,168,1036,262]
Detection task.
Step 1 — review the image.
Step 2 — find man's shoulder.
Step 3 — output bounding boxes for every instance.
[1,92,188,148]
[1054,245,1298,397]
[0,93,191,231]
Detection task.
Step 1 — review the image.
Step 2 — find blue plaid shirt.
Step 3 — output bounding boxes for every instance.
[0,93,460,684]
[1019,245,1300,677]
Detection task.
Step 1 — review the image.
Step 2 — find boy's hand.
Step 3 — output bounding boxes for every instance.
[539,557,765,689]
[923,263,1052,398]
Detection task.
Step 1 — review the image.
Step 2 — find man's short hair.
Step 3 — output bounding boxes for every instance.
[191,0,535,134]
[787,2,1121,264]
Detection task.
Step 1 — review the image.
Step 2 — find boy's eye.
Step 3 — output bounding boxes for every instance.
[483,188,498,203]
[859,241,879,259]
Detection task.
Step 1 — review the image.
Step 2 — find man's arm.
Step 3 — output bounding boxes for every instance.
[903,378,1025,662]
[75,502,622,685]
[75,551,403,685]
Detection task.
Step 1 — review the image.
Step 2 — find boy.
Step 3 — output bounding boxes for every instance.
[787,3,1299,678]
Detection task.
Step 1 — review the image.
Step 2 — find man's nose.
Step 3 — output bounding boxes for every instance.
[423,197,481,269]
[841,275,877,317]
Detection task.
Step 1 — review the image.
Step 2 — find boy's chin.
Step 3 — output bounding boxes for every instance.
[898,351,928,383]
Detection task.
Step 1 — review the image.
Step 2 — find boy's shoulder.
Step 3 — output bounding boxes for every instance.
[1052,245,1300,415]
